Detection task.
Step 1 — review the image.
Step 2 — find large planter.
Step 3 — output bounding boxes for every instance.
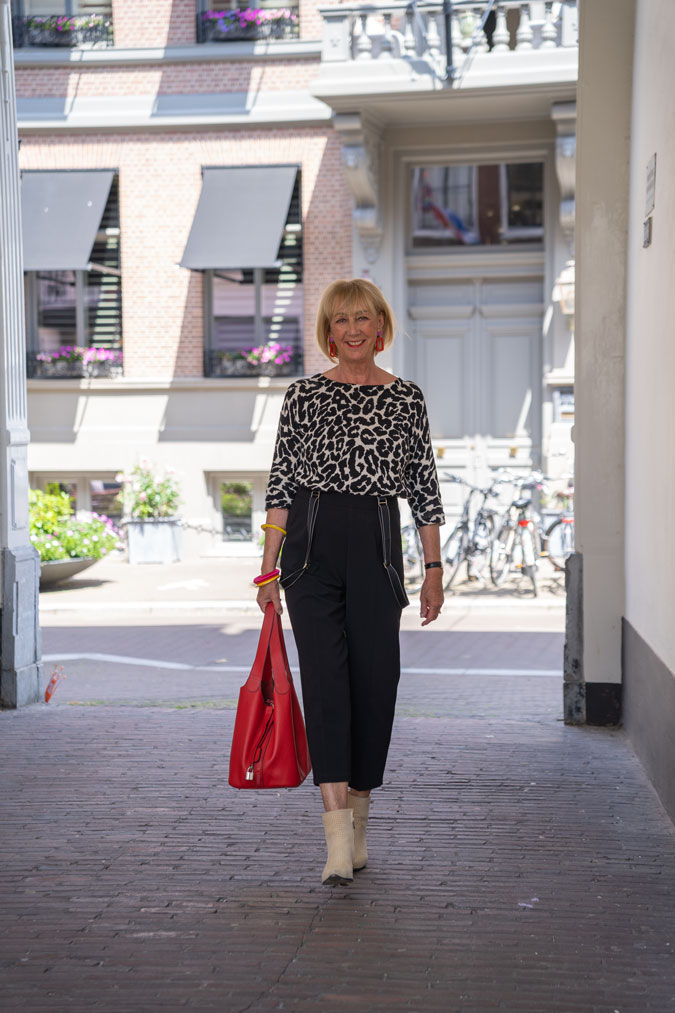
[126,518,183,565]
[40,557,99,588]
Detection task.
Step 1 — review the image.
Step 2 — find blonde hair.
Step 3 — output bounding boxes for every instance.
[315,279,396,361]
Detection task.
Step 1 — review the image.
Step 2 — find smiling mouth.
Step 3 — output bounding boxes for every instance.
[345,339,366,347]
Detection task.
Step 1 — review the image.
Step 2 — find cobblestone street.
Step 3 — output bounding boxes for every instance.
[1,561,674,1011]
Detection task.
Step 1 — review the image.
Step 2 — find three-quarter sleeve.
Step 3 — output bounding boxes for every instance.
[265,385,300,510]
[406,388,445,527]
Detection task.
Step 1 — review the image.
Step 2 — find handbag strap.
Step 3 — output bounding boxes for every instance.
[269,609,292,695]
[244,603,294,695]
[243,602,275,691]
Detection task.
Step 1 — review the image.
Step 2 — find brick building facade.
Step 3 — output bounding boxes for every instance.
[16,0,353,557]
[14,1,579,562]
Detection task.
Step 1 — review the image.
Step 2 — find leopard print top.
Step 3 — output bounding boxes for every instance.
[265,374,444,527]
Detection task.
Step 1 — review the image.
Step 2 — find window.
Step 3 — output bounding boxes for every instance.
[205,173,303,377]
[411,162,543,249]
[90,479,123,520]
[196,0,299,43]
[221,481,253,541]
[32,476,122,520]
[25,173,122,378]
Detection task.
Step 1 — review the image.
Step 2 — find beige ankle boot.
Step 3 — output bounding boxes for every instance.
[348,793,370,871]
[321,809,354,886]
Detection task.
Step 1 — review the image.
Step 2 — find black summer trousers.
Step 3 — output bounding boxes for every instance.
[281,486,406,792]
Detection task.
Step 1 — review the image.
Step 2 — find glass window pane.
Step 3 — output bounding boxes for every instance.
[36,270,77,351]
[86,217,121,348]
[90,479,122,519]
[506,163,544,229]
[221,481,253,541]
[261,265,303,352]
[212,271,257,352]
[411,161,543,248]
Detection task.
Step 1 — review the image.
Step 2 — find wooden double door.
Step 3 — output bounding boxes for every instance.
[406,260,544,484]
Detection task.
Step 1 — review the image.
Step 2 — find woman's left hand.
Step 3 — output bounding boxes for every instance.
[419,571,444,626]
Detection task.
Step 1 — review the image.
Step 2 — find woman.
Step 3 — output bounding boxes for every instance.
[256,278,444,887]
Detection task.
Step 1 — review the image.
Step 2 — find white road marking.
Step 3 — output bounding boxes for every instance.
[42,653,561,678]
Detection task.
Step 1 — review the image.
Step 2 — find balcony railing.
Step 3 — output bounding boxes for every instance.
[204,348,303,378]
[197,7,299,43]
[12,13,113,49]
[320,0,577,69]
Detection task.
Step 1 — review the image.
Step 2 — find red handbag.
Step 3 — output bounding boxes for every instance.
[229,602,311,789]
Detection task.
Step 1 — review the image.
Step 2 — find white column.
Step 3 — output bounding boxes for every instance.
[0,0,43,708]
[569,0,635,723]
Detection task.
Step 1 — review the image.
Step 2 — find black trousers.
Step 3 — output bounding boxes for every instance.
[281,487,405,791]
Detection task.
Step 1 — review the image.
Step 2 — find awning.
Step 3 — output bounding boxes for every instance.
[180,166,297,270]
[21,169,114,271]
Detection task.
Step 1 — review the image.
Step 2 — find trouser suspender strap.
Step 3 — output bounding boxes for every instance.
[377,498,410,610]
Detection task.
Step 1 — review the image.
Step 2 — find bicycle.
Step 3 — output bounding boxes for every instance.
[439,471,513,590]
[543,481,575,572]
[490,477,542,596]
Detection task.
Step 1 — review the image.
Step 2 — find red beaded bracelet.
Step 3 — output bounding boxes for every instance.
[253,568,280,586]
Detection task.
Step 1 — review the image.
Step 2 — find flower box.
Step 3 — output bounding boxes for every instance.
[210,357,298,378]
[19,14,113,48]
[198,8,299,43]
[205,343,301,378]
[29,347,123,380]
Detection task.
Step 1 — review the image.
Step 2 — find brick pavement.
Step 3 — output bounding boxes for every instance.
[2,634,675,1012]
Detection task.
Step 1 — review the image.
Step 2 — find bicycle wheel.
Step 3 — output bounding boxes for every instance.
[520,523,538,597]
[468,513,494,581]
[402,525,425,593]
[546,516,575,572]
[490,520,515,586]
[442,524,467,590]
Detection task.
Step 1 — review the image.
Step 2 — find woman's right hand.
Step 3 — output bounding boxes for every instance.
[256,579,283,616]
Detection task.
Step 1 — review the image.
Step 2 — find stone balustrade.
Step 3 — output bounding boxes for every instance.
[320,0,578,72]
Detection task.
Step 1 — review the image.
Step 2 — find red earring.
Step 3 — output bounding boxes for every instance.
[329,337,337,357]
[376,331,384,352]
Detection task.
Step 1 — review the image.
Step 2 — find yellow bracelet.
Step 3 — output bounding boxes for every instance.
[255,574,280,587]
[261,523,287,536]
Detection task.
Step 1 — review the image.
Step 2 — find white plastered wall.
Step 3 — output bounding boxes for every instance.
[624,0,675,674]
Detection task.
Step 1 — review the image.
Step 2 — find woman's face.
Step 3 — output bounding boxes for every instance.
[329,305,385,364]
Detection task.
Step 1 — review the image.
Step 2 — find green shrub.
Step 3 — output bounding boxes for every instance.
[29,488,121,562]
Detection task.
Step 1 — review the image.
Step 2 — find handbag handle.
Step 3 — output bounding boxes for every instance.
[244,602,292,695]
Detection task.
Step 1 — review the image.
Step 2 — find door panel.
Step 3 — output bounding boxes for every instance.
[487,327,534,438]
[416,323,470,439]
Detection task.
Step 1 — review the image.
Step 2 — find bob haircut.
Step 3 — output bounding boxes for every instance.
[315,278,396,361]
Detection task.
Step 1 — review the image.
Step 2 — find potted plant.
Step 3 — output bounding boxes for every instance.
[30,486,122,587]
[34,345,123,379]
[115,459,183,564]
